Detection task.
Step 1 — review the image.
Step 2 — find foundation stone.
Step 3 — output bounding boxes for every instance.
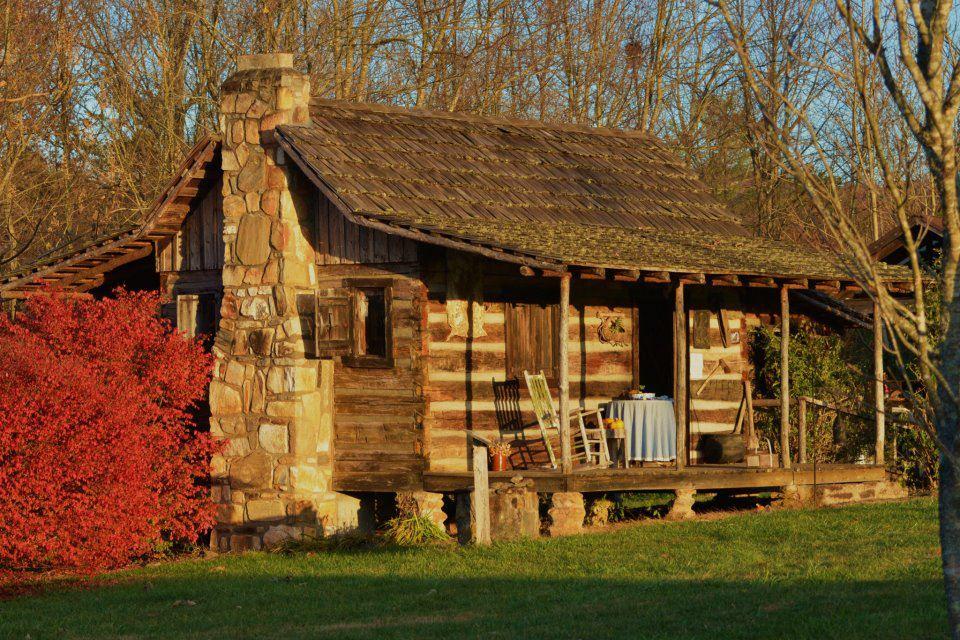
[547,492,585,536]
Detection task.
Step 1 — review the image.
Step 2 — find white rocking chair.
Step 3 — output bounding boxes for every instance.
[523,370,612,468]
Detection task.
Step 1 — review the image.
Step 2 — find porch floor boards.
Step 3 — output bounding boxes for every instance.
[420,463,888,493]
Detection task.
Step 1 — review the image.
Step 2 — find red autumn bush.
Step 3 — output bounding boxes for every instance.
[0,289,216,576]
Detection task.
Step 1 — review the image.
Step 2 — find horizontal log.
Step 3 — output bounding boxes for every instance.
[427,380,629,403]
[332,472,423,492]
[334,441,419,454]
[334,450,423,462]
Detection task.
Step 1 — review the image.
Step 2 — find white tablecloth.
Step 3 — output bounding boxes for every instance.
[606,399,676,462]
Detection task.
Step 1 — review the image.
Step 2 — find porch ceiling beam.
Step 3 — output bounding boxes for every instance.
[745,276,776,287]
[813,279,841,293]
[518,266,568,278]
[575,267,605,279]
[612,268,641,281]
[709,274,741,287]
[886,281,914,293]
[678,272,706,285]
[641,271,671,284]
[779,277,809,289]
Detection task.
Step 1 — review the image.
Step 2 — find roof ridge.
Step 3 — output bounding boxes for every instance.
[306,98,663,143]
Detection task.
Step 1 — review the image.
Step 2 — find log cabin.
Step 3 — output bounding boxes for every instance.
[0,54,915,547]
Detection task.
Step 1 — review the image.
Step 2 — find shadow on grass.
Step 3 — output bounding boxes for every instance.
[2,572,945,640]
[609,490,775,521]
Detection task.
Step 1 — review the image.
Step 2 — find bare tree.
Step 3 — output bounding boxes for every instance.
[716,0,960,634]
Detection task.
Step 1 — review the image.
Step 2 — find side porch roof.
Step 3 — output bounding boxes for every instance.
[0,136,220,296]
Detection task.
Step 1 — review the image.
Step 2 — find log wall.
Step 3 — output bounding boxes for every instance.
[686,288,750,463]
[422,258,636,472]
[314,198,425,491]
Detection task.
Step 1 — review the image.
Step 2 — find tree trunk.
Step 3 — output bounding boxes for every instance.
[940,452,960,639]
[939,265,960,639]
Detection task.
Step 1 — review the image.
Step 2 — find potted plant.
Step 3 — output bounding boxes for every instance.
[488,439,513,471]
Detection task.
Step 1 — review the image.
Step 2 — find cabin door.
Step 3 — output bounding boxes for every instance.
[632,297,673,396]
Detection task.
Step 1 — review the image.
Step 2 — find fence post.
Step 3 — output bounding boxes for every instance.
[798,396,807,464]
[472,445,491,545]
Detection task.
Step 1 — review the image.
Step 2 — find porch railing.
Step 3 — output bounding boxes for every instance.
[752,395,911,467]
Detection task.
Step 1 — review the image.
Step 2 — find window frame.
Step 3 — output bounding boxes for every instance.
[343,278,394,369]
[174,292,220,347]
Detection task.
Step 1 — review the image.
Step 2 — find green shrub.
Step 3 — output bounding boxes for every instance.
[752,322,871,463]
[751,307,940,490]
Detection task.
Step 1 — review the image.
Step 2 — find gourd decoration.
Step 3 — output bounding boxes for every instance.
[597,313,627,347]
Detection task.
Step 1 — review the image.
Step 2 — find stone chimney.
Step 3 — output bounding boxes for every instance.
[209,53,339,551]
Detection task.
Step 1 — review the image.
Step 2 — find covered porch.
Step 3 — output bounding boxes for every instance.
[421,262,905,497]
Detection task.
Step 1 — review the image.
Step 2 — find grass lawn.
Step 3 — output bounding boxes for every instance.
[1,498,946,639]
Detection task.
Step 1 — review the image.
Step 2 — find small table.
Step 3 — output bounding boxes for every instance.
[606,399,676,463]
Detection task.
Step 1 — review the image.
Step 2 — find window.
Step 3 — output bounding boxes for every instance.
[354,287,388,359]
[176,293,219,342]
[315,280,393,367]
[505,301,560,382]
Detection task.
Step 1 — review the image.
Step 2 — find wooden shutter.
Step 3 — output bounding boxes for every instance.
[315,288,353,357]
[176,294,199,337]
[506,302,559,381]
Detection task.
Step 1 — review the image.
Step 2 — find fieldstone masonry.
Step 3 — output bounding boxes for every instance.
[547,492,586,536]
[208,53,346,551]
[666,487,697,521]
[489,481,539,540]
[793,480,907,507]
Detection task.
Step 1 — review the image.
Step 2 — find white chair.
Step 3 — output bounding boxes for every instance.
[523,370,612,468]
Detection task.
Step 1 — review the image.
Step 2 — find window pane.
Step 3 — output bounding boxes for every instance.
[358,288,387,358]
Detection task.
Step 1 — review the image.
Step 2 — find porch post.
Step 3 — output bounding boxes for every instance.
[673,281,687,469]
[559,272,572,474]
[874,301,886,465]
[780,285,791,469]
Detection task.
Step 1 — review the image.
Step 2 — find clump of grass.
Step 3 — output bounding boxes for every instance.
[383,493,450,546]
[268,531,378,554]
[383,514,449,546]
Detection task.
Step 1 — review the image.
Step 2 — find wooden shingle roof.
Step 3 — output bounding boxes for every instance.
[284,99,743,236]
[277,100,910,285]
